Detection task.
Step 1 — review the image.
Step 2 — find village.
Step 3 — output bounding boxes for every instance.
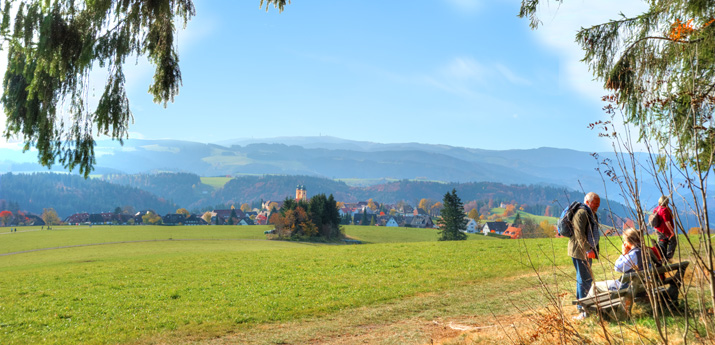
[26,185,529,239]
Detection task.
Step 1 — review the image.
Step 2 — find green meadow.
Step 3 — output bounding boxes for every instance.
[6,225,694,344]
[199,177,233,190]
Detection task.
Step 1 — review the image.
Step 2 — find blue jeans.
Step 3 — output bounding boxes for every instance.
[572,257,593,311]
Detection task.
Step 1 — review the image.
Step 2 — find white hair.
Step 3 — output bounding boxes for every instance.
[584,192,599,203]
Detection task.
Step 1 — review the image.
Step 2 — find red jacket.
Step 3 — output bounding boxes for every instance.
[654,205,674,238]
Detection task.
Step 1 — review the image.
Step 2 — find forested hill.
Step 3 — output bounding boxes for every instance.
[0,173,177,217]
[0,172,630,227]
[211,175,628,226]
[103,173,214,207]
[214,175,582,208]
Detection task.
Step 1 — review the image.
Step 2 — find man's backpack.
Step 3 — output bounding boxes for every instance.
[649,208,662,228]
[557,201,584,237]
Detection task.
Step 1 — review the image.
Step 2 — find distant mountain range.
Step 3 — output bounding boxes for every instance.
[0,136,694,207]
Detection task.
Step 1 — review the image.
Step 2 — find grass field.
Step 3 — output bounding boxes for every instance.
[0,225,706,345]
[199,177,233,189]
[0,224,555,344]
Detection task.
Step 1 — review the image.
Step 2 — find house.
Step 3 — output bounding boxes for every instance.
[410,215,434,228]
[466,219,480,233]
[89,213,117,225]
[502,226,522,239]
[401,204,414,214]
[262,200,284,211]
[162,213,186,225]
[184,214,207,225]
[25,214,45,226]
[64,213,89,225]
[482,221,508,235]
[238,217,254,226]
[213,209,246,224]
[386,217,399,227]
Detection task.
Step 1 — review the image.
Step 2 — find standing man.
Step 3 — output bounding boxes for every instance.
[569,192,600,320]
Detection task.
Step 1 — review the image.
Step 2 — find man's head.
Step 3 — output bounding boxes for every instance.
[584,192,600,213]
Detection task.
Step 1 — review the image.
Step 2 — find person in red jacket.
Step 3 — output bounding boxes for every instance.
[654,195,677,261]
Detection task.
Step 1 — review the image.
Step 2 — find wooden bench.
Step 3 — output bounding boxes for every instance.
[572,261,689,319]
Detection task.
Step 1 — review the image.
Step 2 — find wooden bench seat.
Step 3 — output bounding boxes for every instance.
[572,261,689,318]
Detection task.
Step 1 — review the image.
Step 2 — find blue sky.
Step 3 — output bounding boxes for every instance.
[0,0,648,152]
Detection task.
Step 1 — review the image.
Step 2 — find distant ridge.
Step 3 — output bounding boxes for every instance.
[0,136,676,201]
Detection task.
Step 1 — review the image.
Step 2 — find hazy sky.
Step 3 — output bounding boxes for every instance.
[0,0,648,152]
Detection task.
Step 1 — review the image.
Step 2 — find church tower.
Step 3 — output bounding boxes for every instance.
[295,185,307,201]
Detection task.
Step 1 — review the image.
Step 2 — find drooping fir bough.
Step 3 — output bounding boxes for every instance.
[1,0,289,177]
[520,0,715,168]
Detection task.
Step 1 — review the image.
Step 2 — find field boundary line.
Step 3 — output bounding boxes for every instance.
[0,238,273,256]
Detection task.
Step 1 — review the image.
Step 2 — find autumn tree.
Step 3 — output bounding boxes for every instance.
[123,205,136,215]
[240,203,251,212]
[502,204,516,217]
[430,202,443,216]
[142,211,162,225]
[176,208,190,217]
[273,193,342,240]
[543,205,551,217]
[467,208,479,220]
[0,210,12,226]
[42,208,61,226]
[479,204,491,219]
[438,189,467,241]
[418,198,434,212]
[367,199,378,211]
[539,220,555,238]
[519,218,544,239]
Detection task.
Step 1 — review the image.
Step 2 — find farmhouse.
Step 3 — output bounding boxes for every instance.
[64,212,89,224]
[162,213,186,225]
[502,226,522,239]
[409,215,434,228]
[465,219,480,233]
[183,214,207,225]
[482,221,508,235]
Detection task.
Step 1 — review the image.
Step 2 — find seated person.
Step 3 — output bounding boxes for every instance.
[588,228,644,295]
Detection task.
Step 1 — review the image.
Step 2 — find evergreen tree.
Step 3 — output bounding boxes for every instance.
[513,212,522,226]
[438,189,467,241]
[228,207,238,225]
[360,208,369,226]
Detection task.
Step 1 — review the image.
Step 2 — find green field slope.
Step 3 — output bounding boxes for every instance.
[0,225,563,345]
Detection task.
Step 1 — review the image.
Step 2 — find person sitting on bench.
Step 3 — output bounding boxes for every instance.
[588,228,644,295]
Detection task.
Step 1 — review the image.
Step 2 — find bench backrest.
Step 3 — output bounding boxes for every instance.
[618,261,689,294]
